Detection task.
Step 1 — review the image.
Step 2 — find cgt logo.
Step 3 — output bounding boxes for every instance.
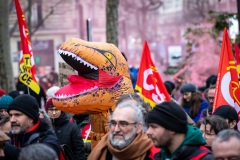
[143,68,166,104]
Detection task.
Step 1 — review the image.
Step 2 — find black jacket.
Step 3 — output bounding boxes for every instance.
[52,112,85,160]
[4,119,60,160]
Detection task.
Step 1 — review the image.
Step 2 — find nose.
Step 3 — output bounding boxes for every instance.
[10,115,16,122]
[202,132,207,139]
[113,124,121,132]
[146,128,152,136]
[52,110,56,114]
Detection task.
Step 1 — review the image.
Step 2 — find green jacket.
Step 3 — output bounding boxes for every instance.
[155,125,214,160]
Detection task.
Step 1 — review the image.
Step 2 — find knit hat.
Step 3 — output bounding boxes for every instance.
[180,83,197,93]
[46,86,60,98]
[147,101,188,133]
[213,105,239,122]
[8,90,20,99]
[8,94,39,123]
[0,95,13,109]
[45,98,54,111]
[0,89,6,97]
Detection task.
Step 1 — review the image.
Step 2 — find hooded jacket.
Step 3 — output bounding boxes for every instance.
[4,119,60,160]
[52,112,85,160]
[154,125,214,160]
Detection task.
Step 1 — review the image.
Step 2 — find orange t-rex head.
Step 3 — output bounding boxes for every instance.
[52,38,134,114]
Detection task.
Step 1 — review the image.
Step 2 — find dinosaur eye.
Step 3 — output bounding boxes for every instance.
[103,52,116,68]
[104,52,112,60]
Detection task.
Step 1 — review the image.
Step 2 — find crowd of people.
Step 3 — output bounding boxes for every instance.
[0,73,240,160]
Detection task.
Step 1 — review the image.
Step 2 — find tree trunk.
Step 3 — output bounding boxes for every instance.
[106,0,119,47]
[0,1,14,92]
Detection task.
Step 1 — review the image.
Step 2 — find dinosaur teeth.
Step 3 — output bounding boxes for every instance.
[58,49,98,70]
[53,86,99,99]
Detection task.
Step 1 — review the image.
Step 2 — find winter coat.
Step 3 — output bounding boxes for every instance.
[183,100,208,122]
[4,119,60,160]
[154,125,214,160]
[52,112,85,160]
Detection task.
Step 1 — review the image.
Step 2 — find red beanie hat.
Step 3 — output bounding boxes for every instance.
[45,98,54,111]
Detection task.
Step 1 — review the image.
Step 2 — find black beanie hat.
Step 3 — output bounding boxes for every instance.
[213,105,239,122]
[180,83,197,93]
[8,94,39,123]
[147,101,188,133]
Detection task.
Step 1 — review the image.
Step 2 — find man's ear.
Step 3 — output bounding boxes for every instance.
[136,122,143,133]
[229,120,237,129]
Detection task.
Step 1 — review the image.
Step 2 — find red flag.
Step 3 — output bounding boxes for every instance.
[15,0,40,94]
[135,41,171,108]
[234,42,240,74]
[213,28,240,122]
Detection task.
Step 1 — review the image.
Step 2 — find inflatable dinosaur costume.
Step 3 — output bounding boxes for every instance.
[52,38,134,148]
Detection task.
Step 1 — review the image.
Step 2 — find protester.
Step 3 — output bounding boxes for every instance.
[164,80,176,99]
[200,85,216,118]
[18,143,59,160]
[46,86,60,99]
[146,101,214,159]
[39,109,52,126]
[4,94,60,160]
[179,83,208,122]
[88,102,159,160]
[0,95,13,116]
[0,116,11,134]
[213,105,239,130]
[0,89,6,98]
[7,90,20,99]
[212,129,240,159]
[45,98,86,160]
[197,115,228,149]
[16,80,46,108]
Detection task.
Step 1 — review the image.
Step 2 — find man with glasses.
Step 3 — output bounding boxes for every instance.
[212,129,240,160]
[88,102,159,160]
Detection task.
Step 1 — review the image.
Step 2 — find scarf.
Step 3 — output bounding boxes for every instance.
[88,131,153,160]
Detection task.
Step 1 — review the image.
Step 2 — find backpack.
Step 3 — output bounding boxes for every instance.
[59,144,75,160]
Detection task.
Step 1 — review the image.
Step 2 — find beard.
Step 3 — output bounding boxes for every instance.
[109,128,137,150]
[11,120,32,135]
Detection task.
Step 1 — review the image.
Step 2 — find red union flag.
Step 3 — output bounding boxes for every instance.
[135,40,171,108]
[15,0,40,94]
[234,42,240,74]
[213,28,240,127]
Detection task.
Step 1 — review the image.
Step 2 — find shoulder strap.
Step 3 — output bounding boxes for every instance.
[60,144,75,160]
[190,146,211,160]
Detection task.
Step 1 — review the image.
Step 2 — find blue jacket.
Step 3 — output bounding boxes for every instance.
[183,101,208,122]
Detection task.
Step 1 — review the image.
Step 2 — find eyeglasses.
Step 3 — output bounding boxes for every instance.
[208,96,215,101]
[108,120,137,129]
[47,109,60,113]
[215,156,240,160]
